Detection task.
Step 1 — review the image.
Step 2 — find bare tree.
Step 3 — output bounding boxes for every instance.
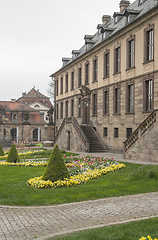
[47,78,54,101]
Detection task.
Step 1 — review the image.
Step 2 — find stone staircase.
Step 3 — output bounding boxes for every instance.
[123,109,158,162]
[80,125,106,152]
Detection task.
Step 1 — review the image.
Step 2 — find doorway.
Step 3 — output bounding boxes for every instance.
[67,131,70,150]
[10,128,17,141]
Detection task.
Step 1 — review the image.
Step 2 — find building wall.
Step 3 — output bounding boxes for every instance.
[125,122,158,162]
[56,123,87,152]
[0,123,52,142]
[53,4,158,153]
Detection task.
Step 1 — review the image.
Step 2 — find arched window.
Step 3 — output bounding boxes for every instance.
[34,104,39,108]
[10,128,17,141]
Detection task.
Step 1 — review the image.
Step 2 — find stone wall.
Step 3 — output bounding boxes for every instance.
[124,122,158,162]
[56,122,87,152]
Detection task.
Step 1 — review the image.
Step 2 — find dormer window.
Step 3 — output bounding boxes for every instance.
[97,24,115,40]
[114,16,118,24]
[72,50,81,59]
[124,10,140,24]
[98,28,102,35]
[113,12,124,24]
[62,58,71,67]
[34,104,39,108]
[12,112,18,121]
[127,15,130,23]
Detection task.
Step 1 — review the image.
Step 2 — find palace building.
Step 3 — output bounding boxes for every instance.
[50,0,158,162]
[0,88,54,147]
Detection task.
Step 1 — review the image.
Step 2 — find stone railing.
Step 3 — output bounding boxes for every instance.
[123,110,157,153]
[55,117,90,151]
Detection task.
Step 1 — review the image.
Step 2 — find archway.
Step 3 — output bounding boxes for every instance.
[33,128,41,141]
[10,128,17,141]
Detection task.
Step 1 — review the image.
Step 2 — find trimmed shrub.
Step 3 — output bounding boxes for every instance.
[6,143,19,163]
[42,144,70,182]
[0,144,4,156]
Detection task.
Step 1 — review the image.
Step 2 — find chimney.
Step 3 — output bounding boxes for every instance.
[11,99,16,102]
[22,92,25,97]
[102,15,111,25]
[119,0,130,12]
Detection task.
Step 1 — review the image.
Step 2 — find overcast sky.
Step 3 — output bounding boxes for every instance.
[0,0,133,102]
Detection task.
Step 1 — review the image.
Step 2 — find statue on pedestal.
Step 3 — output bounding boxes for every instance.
[47,107,54,125]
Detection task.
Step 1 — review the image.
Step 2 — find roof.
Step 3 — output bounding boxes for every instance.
[50,0,158,77]
[0,101,36,112]
[30,113,45,123]
[16,88,53,108]
[0,101,45,124]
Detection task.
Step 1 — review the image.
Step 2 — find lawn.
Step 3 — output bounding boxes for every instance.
[47,217,158,240]
[0,161,157,206]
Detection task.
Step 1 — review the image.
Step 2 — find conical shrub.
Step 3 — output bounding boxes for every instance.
[6,143,19,163]
[0,144,4,156]
[42,144,70,182]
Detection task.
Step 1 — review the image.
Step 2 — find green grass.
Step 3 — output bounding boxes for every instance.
[0,162,157,206]
[47,217,158,240]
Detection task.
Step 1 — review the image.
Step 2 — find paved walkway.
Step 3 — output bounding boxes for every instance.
[0,151,158,240]
[0,192,158,240]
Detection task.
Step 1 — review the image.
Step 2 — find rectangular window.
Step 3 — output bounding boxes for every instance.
[126,128,132,138]
[144,25,154,63]
[114,128,119,138]
[78,97,81,117]
[147,29,154,61]
[71,99,74,117]
[114,47,120,74]
[60,77,63,94]
[146,79,153,111]
[56,103,58,119]
[65,74,68,92]
[93,93,97,116]
[65,100,68,117]
[60,102,63,119]
[127,38,135,69]
[144,78,153,112]
[78,67,82,87]
[71,71,74,90]
[85,63,89,85]
[104,52,109,78]
[93,59,98,82]
[103,90,109,115]
[114,88,120,114]
[103,127,108,137]
[126,84,134,113]
[56,79,58,96]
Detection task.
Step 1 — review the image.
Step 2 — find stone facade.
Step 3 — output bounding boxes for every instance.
[50,0,158,154]
[0,101,54,147]
[124,121,158,162]
[56,122,87,152]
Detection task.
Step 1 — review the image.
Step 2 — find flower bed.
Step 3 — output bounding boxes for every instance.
[0,148,45,159]
[27,162,126,188]
[0,161,47,167]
